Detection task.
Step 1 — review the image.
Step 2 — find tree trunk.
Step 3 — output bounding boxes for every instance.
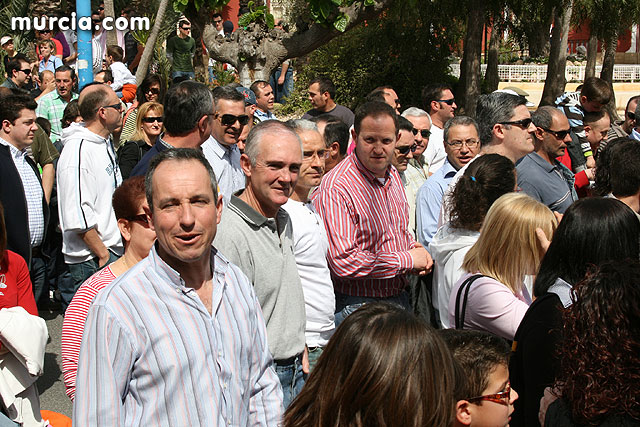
[202,0,393,86]
[104,0,118,47]
[485,21,500,92]
[540,1,572,106]
[600,31,619,120]
[458,0,485,117]
[584,31,597,79]
[525,22,551,58]
[135,0,170,85]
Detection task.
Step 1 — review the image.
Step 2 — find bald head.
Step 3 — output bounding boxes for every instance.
[78,83,117,121]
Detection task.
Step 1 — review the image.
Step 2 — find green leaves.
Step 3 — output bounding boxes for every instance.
[333,13,349,32]
[172,0,230,13]
[306,0,375,30]
[238,1,275,29]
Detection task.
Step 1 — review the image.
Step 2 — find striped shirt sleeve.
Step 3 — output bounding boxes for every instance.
[315,186,413,279]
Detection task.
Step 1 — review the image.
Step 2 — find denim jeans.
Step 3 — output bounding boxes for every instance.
[29,255,47,308]
[275,354,305,409]
[307,346,324,372]
[62,251,119,309]
[171,71,195,82]
[334,291,411,327]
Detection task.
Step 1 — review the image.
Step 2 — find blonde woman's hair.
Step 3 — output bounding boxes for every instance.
[462,193,557,294]
[131,102,164,143]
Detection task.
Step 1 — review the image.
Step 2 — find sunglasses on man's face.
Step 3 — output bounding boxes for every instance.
[627,111,636,121]
[437,98,456,106]
[499,117,533,129]
[540,127,570,140]
[181,26,191,31]
[217,113,249,126]
[397,144,417,155]
[19,69,31,75]
[411,128,431,139]
[142,116,163,123]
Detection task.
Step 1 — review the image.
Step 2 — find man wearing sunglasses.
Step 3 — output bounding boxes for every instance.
[56,84,124,306]
[606,95,639,141]
[402,107,432,207]
[1,57,32,90]
[393,117,419,239]
[167,19,196,82]
[131,81,214,177]
[202,86,248,203]
[516,107,577,214]
[422,84,457,174]
[633,102,640,142]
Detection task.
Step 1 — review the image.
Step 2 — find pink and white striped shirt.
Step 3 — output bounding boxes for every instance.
[313,152,415,298]
[61,265,116,401]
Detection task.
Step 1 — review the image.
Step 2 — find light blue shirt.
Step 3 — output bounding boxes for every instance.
[202,135,245,205]
[631,128,640,142]
[416,158,457,246]
[74,245,283,426]
[254,109,276,122]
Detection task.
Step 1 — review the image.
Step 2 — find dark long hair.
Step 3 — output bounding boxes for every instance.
[448,153,515,231]
[593,136,630,197]
[284,303,458,427]
[136,73,166,105]
[557,260,640,424]
[533,197,640,297]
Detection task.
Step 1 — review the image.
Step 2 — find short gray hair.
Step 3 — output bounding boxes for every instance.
[401,107,429,118]
[244,120,302,165]
[443,116,479,142]
[531,106,562,130]
[476,92,527,146]
[145,148,218,211]
[286,119,318,133]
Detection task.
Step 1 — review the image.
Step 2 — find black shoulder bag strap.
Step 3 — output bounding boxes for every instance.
[454,274,485,329]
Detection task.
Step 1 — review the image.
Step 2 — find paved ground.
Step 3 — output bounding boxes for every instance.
[37,307,72,418]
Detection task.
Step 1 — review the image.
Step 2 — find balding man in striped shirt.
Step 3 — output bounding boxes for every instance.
[313,101,433,326]
[73,148,283,426]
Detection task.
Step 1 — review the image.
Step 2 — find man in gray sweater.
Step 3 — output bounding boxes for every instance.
[214,120,307,408]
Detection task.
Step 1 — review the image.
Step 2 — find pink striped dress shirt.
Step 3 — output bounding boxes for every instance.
[313,152,415,298]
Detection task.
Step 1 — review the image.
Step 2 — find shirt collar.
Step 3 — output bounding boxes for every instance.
[208,135,233,158]
[631,129,640,142]
[441,158,457,177]
[228,194,283,229]
[350,152,391,187]
[528,152,558,173]
[0,135,25,159]
[149,242,230,290]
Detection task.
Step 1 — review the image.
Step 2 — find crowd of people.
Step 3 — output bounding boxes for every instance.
[0,7,639,427]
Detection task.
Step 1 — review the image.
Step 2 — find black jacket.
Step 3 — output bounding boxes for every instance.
[0,143,49,267]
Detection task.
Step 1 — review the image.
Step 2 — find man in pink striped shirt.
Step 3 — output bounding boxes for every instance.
[313,101,433,325]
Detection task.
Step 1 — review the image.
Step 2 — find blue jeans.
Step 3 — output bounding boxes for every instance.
[275,354,305,409]
[307,346,324,372]
[334,291,411,327]
[171,70,195,82]
[62,251,119,309]
[29,255,47,308]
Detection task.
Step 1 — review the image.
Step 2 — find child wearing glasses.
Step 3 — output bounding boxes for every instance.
[105,45,137,104]
[440,329,518,427]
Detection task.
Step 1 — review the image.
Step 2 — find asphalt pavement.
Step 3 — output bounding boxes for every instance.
[37,307,73,418]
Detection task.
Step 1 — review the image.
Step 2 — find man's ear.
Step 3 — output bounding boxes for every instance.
[455,400,473,426]
[240,153,252,177]
[329,141,340,156]
[534,126,545,141]
[583,124,592,138]
[580,95,588,107]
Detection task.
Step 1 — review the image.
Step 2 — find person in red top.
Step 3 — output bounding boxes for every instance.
[313,101,432,326]
[0,201,38,316]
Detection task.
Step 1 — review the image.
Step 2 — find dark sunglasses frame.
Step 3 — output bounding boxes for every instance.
[19,69,31,75]
[142,116,163,123]
[146,87,161,95]
[411,128,431,139]
[101,103,123,113]
[540,127,570,140]
[436,98,456,106]
[397,144,417,155]
[499,118,533,128]
[627,111,636,121]
[217,113,250,126]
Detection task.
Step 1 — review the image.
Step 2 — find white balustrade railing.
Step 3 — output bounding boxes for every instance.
[448,64,640,82]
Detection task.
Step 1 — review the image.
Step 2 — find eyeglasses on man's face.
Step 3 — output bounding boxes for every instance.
[216,113,249,126]
[436,98,456,106]
[412,128,431,139]
[540,127,570,140]
[446,139,479,149]
[467,382,512,406]
[101,103,123,113]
